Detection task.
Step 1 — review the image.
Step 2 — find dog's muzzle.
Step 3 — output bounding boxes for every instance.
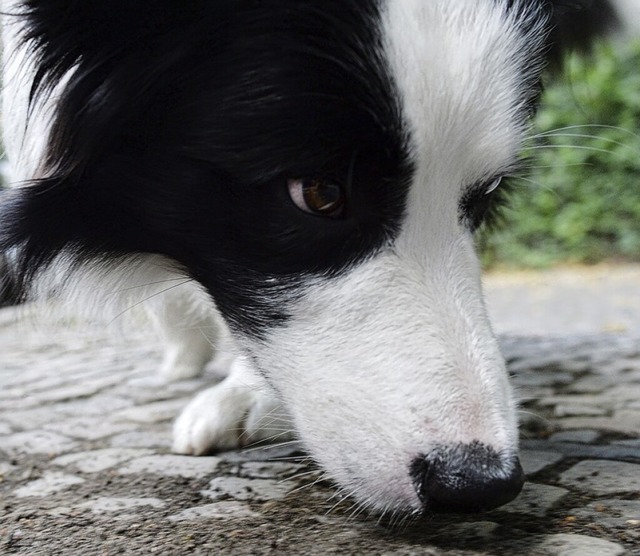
[410,441,524,513]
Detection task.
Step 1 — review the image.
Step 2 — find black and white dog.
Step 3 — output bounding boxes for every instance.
[0,1,634,517]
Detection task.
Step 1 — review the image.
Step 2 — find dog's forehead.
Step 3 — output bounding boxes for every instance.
[381,0,546,186]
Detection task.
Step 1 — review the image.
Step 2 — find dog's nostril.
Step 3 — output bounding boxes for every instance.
[410,442,524,514]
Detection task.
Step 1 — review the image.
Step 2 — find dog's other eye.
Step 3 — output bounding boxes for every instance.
[288,178,345,217]
[484,176,502,195]
[460,175,507,232]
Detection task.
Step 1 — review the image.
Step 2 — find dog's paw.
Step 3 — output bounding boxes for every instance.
[172,359,294,455]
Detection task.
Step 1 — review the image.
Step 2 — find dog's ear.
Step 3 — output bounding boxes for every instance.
[14,1,217,113]
[544,0,621,64]
[11,1,227,178]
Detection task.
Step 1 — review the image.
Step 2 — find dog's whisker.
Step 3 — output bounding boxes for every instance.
[110,277,194,293]
[526,132,637,153]
[284,472,331,496]
[108,279,194,324]
[527,123,640,141]
[523,144,625,157]
[510,175,559,194]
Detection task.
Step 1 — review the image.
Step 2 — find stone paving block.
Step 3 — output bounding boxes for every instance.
[0,430,79,456]
[54,395,134,416]
[52,448,155,473]
[14,471,85,498]
[115,398,191,424]
[167,501,261,522]
[519,449,564,476]
[44,416,133,441]
[239,461,307,479]
[0,460,17,476]
[548,430,601,443]
[613,438,640,448]
[499,482,568,517]
[558,460,640,495]
[117,454,221,478]
[1,406,77,429]
[567,375,617,394]
[572,499,640,529]
[534,533,625,556]
[201,476,294,502]
[108,430,171,450]
[558,410,640,436]
[603,383,640,401]
[76,497,166,515]
[554,404,608,417]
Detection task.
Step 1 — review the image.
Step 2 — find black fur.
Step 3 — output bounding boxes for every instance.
[1,0,410,335]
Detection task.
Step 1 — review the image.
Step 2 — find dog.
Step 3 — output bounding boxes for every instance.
[0,0,633,517]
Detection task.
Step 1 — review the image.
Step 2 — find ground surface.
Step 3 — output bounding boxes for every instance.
[1,265,639,555]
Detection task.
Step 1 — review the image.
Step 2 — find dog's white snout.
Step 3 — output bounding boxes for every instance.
[253,249,519,513]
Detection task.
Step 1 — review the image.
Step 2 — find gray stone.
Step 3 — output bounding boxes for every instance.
[108,430,171,449]
[14,471,85,498]
[117,454,220,478]
[167,502,260,522]
[554,404,608,417]
[534,533,625,556]
[0,430,79,456]
[201,476,293,502]
[2,407,75,429]
[76,497,166,514]
[116,398,191,424]
[558,410,640,435]
[30,376,122,404]
[558,460,640,495]
[52,448,155,473]
[612,438,640,448]
[44,417,132,440]
[548,430,601,443]
[499,482,568,517]
[54,395,133,416]
[239,461,307,479]
[567,375,616,394]
[519,449,564,476]
[0,461,17,476]
[572,499,640,529]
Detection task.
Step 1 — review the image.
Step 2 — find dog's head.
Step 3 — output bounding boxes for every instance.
[1,0,619,515]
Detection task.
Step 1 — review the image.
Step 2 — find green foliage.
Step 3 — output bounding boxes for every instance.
[481,40,640,268]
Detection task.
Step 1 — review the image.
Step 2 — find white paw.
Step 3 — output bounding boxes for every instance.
[172,358,294,455]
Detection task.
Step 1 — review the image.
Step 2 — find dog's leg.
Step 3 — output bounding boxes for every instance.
[173,356,294,454]
[145,284,219,382]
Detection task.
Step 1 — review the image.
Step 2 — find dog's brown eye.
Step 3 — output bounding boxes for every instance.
[288,178,345,217]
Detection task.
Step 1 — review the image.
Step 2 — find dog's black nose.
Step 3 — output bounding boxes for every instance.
[410,441,524,513]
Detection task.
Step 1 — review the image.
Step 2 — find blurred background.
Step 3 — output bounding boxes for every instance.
[480,38,640,269]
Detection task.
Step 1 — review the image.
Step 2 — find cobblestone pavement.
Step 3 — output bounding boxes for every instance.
[1,266,639,555]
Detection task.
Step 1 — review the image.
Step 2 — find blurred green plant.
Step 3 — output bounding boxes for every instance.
[481,39,640,268]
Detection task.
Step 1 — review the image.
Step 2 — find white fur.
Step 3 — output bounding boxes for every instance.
[173,357,294,454]
[2,2,53,181]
